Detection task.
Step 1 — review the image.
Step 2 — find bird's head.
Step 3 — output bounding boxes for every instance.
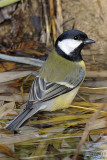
[55,30,95,61]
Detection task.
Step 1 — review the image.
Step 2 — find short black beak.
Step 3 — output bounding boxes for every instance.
[84,38,95,44]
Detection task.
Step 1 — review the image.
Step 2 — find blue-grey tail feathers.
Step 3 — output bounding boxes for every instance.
[6,107,39,132]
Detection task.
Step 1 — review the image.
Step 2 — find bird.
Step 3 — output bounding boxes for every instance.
[6,30,95,132]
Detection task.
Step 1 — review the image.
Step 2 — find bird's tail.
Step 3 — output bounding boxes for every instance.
[6,105,40,132]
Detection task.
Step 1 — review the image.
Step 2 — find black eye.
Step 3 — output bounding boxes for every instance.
[74,36,78,40]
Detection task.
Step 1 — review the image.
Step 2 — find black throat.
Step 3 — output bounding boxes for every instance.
[55,43,83,62]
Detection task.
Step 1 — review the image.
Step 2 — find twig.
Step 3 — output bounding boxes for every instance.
[72,104,105,160]
[61,18,75,27]
[56,0,63,34]
[42,0,50,46]
[0,54,44,67]
[49,0,57,42]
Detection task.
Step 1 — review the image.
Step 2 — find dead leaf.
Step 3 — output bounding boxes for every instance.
[0,102,15,119]
[0,144,16,158]
[0,64,5,72]
[2,62,16,71]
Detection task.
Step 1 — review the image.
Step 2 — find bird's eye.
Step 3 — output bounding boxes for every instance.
[74,36,78,40]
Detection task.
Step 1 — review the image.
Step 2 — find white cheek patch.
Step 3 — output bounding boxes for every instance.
[58,39,82,55]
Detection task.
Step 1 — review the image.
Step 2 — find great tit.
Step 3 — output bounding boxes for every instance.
[6,30,95,131]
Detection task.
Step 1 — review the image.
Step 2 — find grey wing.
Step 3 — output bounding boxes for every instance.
[28,68,85,105]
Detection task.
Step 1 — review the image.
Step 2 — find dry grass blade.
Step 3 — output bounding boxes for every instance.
[42,0,50,46]
[0,127,106,146]
[23,49,44,56]
[29,142,48,160]
[72,104,106,160]
[80,87,107,95]
[72,101,107,111]
[20,85,25,103]
[56,0,63,34]
[49,0,57,42]
[0,71,32,83]
[0,129,39,145]
[27,114,96,126]
[0,54,44,67]
[69,104,97,112]
[38,117,105,134]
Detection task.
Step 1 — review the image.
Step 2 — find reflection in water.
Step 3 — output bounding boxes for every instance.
[84,136,107,160]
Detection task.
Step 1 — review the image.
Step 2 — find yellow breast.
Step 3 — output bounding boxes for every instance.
[51,86,79,111]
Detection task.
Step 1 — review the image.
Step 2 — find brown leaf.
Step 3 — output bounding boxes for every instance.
[0,64,5,72]
[0,102,15,119]
[3,62,16,71]
[9,80,21,87]
[0,144,16,158]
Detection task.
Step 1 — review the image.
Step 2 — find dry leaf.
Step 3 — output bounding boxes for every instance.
[0,71,32,83]
[0,144,16,158]
[0,102,15,119]
[0,64,5,72]
[2,62,16,71]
